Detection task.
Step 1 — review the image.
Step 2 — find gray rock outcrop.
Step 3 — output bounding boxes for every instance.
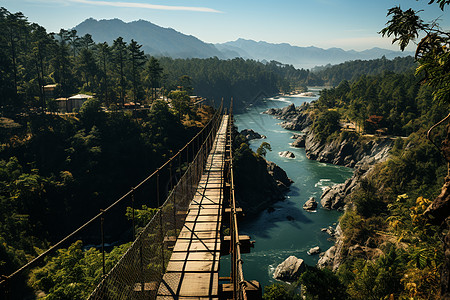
[305,131,392,168]
[307,246,320,255]
[273,256,306,282]
[266,160,294,191]
[240,129,266,141]
[279,151,295,159]
[318,139,392,210]
[303,197,318,211]
[291,135,306,148]
[263,103,312,131]
[317,224,344,271]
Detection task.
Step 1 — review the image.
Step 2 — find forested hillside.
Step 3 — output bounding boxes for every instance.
[159,58,309,109]
[2,3,449,298]
[0,7,308,115]
[315,72,442,136]
[264,61,448,300]
[311,56,417,86]
[0,7,215,298]
[263,2,450,298]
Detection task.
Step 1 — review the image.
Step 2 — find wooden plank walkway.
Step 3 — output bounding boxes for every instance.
[157,115,229,299]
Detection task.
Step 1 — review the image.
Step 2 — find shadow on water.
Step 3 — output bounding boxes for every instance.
[287,185,301,197]
[241,197,313,239]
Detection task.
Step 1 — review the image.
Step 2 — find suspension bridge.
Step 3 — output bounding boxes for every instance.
[1,106,261,300]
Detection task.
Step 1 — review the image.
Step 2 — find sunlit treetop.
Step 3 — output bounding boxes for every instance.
[381,1,450,104]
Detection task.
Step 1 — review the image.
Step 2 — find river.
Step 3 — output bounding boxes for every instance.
[219,90,353,289]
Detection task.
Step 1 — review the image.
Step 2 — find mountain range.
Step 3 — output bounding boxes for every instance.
[73,18,413,69]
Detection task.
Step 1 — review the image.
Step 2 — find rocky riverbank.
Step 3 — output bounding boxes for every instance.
[264,102,312,131]
[234,129,293,216]
[264,103,394,269]
[263,103,393,210]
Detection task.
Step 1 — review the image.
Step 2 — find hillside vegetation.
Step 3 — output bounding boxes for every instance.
[263,1,450,298]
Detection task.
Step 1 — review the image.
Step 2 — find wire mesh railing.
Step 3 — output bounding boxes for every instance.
[0,103,223,299]
[88,107,223,299]
[227,105,248,300]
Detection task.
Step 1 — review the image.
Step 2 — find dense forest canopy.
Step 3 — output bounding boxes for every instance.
[311,56,417,86]
[264,1,450,299]
[0,6,417,115]
[0,6,216,298]
[2,4,449,299]
[314,72,444,137]
[0,6,308,114]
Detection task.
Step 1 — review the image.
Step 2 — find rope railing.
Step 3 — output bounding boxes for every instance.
[0,102,223,299]
[89,108,224,299]
[227,103,248,300]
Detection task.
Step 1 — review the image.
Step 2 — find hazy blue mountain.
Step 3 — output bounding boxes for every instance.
[73,18,225,59]
[216,39,413,69]
[73,18,413,69]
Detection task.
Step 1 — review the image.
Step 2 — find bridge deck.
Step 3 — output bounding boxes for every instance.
[157,115,229,299]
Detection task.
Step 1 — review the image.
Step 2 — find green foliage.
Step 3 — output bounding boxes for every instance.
[315,72,447,135]
[79,98,105,129]
[312,110,341,141]
[313,56,417,86]
[145,56,163,101]
[375,129,446,199]
[381,3,450,105]
[0,92,201,295]
[256,141,272,157]
[352,179,387,218]
[158,57,305,111]
[300,267,347,300]
[126,205,157,233]
[169,90,192,119]
[28,240,131,299]
[128,39,146,102]
[380,7,424,51]
[263,283,300,300]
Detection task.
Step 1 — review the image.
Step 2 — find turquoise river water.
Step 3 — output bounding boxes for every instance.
[219,90,354,289]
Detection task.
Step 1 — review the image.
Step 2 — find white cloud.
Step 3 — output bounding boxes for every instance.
[68,0,222,13]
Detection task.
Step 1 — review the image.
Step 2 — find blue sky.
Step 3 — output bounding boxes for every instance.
[2,0,449,51]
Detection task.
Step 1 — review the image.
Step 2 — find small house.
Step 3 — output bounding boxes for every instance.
[43,84,58,99]
[55,94,93,113]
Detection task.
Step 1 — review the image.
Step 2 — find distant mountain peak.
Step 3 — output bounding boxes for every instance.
[216,39,413,69]
[73,18,225,59]
[72,17,413,69]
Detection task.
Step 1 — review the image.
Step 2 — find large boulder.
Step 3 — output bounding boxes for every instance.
[280,103,296,117]
[266,160,294,191]
[292,135,306,148]
[317,224,344,271]
[303,197,317,211]
[273,256,306,282]
[307,246,320,255]
[240,129,266,141]
[281,114,312,131]
[317,246,336,269]
[279,151,295,159]
[263,108,278,115]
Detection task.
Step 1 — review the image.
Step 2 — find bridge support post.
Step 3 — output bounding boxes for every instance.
[157,172,165,273]
[100,210,105,276]
[131,188,136,240]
